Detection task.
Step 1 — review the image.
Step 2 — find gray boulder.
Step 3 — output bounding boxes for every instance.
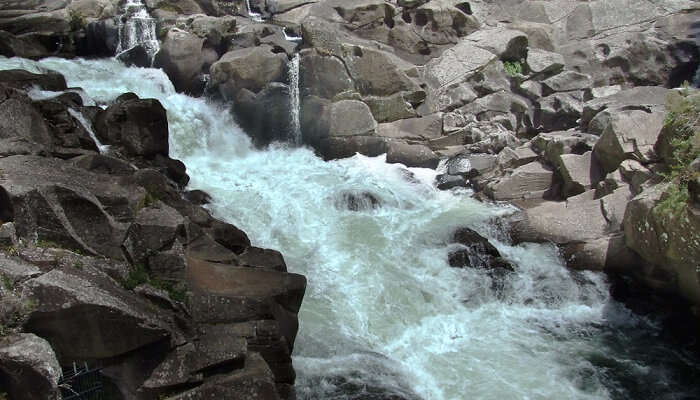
[593,108,666,173]
[0,333,61,400]
[485,161,554,201]
[154,28,209,94]
[209,45,288,99]
[385,140,440,168]
[95,96,170,157]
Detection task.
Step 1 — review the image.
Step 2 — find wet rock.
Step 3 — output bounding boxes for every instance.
[447,227,512,271]
[95,96,170,157]
[0,69,67,92]
[0,333,62,400]
[335,190,382,211]
[436,174,467,190]
[117,44,150,68]
[205,219,251,255]
[154,28,208,94]
[385,140,440,169]
[184,190,212,205]
[209,45,288,99]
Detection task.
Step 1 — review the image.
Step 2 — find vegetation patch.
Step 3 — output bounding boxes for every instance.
[503,60,524,77]
[655,86,700,218]
[124,264,187,303]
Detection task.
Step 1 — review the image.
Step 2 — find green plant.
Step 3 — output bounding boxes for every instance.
[655,91,700,218]
[123,264,187,303]
[36,239,62,249]
[1,274,13,291]
[503,60,524,77]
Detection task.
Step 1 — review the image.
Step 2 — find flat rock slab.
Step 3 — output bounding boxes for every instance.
[485,161,554,201]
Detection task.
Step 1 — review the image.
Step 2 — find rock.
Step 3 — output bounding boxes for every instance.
[376,113,442,140]
[334,190,382,211]
[164,352,280,400]
[447,227,512,271]
[205,219,251,255]
[236,83,295,146]
[328,100,377,137]
[0,222,18,247]
[541,71,594,95]
[555,151,604,198]
[341,45,421,97]
[187,258,306,348]
[70,153,137,176]
[531,130,598,165]
[447,153,498,177]
[184,189,212,205]
[23,267,174,360]
[0,69,67,92]
[0,155,143,258]
[466,28,528,61]
[237,247,287,272]
[436,173,467,190]
[117,44,150,68]
[300,50,354,99]
[95,97,170,157]
[619,159,656,195]
[363,93,417,123]
[0,86,55,150]
[526,48,565,77]
[123,202,185,265]
[385,140,439,168]
[82,19,120,57]
[154,28,208,94]
[0,333,61,400]
[497,145,538,169]
[209,45,288,99]
[581,86,669,128]
[424,40,497,88]
[593,108,666,173]
[623,184,700,305]
[536,91,585,132]
[511,189,637,270]
[485,161,554,201]
[317,136,388,161]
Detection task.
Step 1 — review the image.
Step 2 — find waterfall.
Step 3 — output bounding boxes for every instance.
[245,0,264,22]
[288,53,301,146]
[68,108,110,153]
[115,0,160,63]
[3,55,699,400]
[283,28,303,42]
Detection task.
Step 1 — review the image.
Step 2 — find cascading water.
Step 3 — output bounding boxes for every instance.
[3,55,699,400]
[287,53,302,145]
[115,0,160,62]
[246,0,264,22]
[68,108,110,153]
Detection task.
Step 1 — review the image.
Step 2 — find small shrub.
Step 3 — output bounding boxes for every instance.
[68,10,86,31]
[503,60,524,77]
[655,90,700,218]
[123,264,187,303]
[124,264,150,290]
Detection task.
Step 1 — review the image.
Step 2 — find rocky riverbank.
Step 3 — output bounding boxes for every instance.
[0,68,305,399]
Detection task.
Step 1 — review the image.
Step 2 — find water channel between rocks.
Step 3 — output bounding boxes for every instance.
[2,56,699,400]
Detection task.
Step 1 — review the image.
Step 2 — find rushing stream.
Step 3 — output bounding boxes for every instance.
[1,56,699,400]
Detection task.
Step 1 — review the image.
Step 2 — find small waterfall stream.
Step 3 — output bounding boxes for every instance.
[245,0,264,22]
[2,55,699,400]
[115,0,160,62]
[288,53,301,145]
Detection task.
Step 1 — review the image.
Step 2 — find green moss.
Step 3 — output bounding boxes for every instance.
[1,274,13,291]
[503,60,524,77]
[123,264,188,303]
[655,90,700,219]
[69,10,87,32]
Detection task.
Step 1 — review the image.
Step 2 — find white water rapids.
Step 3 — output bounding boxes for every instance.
[2,56,698,400]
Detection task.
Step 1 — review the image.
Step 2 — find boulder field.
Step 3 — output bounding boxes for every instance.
[1,0,700,397]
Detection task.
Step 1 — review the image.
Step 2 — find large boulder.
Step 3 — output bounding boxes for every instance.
[0,333,62,400]
[209,45,288,100]
[424,40,497,89]
[593,108,666,173]
[623,184,700,306]
[95,96,170,157]
[484,161,554,201]
[0,155,145,256]
[23,267,175,360]
[0,85,55,151]
[511,188,638,270]
[154,28,209,94]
